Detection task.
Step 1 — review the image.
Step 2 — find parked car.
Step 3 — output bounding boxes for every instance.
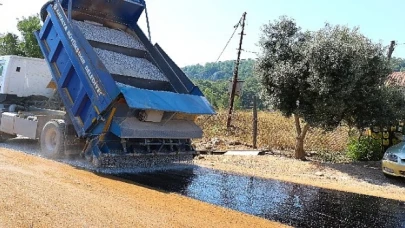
[382,140,405,178]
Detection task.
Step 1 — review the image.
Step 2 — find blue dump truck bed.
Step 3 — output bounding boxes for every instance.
[34,0,215,168]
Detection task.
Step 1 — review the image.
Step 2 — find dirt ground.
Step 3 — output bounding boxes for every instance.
[0,149,287,228]
[194,155,405,202]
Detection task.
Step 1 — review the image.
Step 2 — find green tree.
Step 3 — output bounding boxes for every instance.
[0,33,24,56]
[193,77,267,110]
[390,57,405,72]
[17,15,43,58]
[183,59,255,81]
[240,76,265,109]
[0,15,42,58]
[195,79,230,109]
[183,59,269,109]
[257,16,404,160]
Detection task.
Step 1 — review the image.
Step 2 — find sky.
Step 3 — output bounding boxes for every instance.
[0,0,404,67]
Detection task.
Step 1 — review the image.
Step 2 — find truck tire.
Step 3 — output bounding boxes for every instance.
[40,120,65,158]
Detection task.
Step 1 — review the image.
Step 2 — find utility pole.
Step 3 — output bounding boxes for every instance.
[227,12,247,129]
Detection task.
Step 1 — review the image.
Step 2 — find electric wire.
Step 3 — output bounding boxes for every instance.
[215,17,243,62]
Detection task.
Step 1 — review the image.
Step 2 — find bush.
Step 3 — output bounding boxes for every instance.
[346,136,383,161]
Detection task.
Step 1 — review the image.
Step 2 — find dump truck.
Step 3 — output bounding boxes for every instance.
[0,0,214,168]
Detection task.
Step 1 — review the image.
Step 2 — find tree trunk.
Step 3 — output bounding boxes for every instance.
[295,137,306,160]
[294,114,310,160]
[387,40,396,60]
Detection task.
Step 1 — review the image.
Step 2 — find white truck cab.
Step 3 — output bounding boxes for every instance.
[0,55,53,98]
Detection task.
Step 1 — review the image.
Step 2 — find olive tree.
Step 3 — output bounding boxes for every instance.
[257,16,403,160]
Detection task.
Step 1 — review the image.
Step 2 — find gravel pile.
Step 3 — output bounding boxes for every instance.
[73,20,146,50]
[94,48,168,82]
[73,20,169,83]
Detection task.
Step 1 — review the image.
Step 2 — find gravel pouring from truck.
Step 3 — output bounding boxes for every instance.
[0,0,214,168]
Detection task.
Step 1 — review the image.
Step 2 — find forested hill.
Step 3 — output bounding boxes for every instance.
[391,57,405,72]
[181,55,405,110]
[181,59,265,110]
[182,59,255,80]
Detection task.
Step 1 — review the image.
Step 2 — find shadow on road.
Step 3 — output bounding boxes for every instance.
[313,160,405,188]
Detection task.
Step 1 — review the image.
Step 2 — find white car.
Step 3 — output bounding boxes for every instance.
[382,141,405,177]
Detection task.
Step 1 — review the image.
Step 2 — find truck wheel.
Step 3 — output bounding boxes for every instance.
[40,120,65,158]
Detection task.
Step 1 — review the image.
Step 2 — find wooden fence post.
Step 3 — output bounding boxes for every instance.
[253,96,258,149]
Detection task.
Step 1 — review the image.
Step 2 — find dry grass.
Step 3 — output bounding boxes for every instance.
[196,110,350,153]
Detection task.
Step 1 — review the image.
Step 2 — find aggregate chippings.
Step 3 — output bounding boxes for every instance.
[73,20,146,50]
[94,48,168,82]
[74,19,168,82]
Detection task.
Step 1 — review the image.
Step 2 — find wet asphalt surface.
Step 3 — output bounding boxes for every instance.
[117,167,405,228]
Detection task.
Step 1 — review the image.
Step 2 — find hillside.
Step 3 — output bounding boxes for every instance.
[182,59,265,109]
[182,59,255,80]
[182,57,405,110]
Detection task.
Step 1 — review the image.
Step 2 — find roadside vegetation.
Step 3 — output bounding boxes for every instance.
[195,110,351,163]
[195,110,396,164]
[190,17,405,162]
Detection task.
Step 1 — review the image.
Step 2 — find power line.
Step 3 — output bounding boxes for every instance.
[215,17,243,63]
[241,49,258,55]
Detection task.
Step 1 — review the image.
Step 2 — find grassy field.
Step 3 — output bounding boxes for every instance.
[196,111,350,154]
